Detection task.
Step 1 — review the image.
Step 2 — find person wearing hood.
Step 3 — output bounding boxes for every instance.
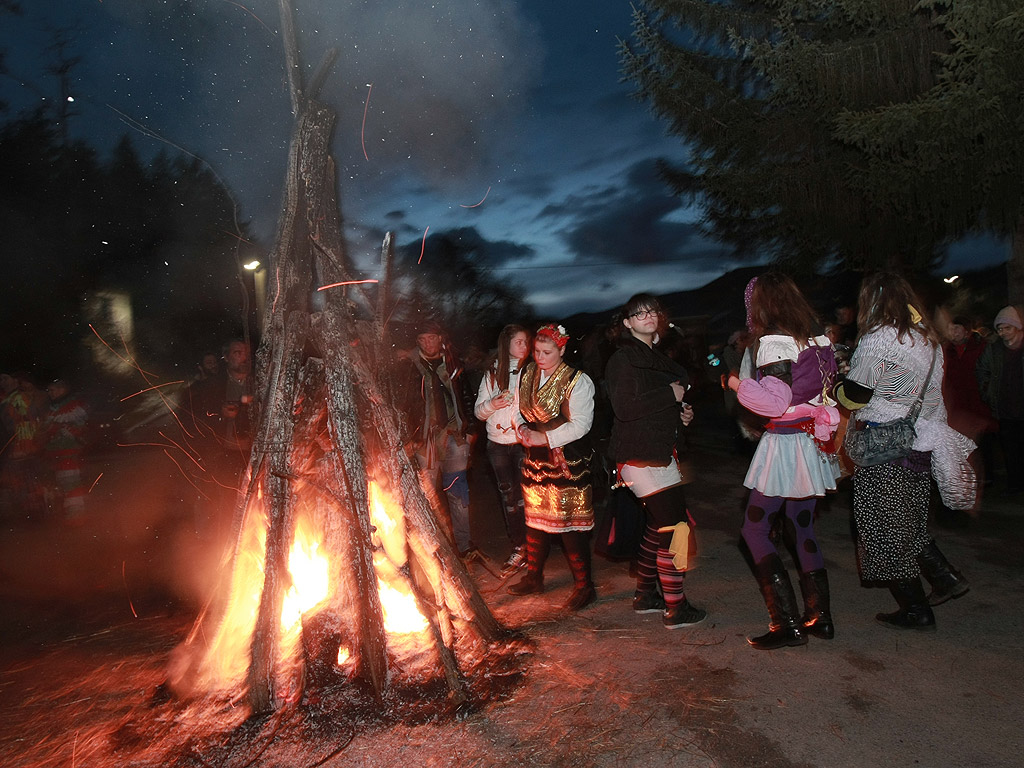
[976,304,1024,495]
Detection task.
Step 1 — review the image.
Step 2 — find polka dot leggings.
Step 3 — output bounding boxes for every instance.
[741,488,825,572]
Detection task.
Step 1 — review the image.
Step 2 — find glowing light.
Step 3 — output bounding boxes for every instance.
[317,279,379,292]
[119,380,185,401]
[198,482,430,693]
[459,186,491,208]
[243,259,261,270]
[378,580,429,634]
[361,83,373,161]
[418,226,430,264]
[281,519,330,631]
[944,275,960,284]
[122,561,138,618]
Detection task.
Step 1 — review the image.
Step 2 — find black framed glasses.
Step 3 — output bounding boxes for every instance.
[629,308,658,320]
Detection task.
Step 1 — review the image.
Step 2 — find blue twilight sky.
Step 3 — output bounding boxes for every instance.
[0,0,1008,317]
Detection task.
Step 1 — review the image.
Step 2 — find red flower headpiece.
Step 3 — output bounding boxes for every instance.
[536,323,569,349]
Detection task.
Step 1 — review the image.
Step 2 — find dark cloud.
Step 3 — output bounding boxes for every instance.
[539,157,707,265]
[411,226,535,265]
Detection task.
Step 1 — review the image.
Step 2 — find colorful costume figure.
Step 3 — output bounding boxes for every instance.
[737,333,841,648]
[43,383,89,521]
[508,324,597,611]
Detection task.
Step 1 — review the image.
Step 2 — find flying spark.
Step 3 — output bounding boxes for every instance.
[460,186,491,208]
[317,279,379,292]
[122,561,138,618]
[120,381,184,402]
[361,84,373,161]
[418,227,430,264]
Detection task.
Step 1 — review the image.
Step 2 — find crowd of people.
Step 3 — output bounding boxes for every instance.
[0,371,90,524]
[2,271,1021,648]
[390,272,1021,646]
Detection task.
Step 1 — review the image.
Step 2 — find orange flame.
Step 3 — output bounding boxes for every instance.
[197,480,428,692]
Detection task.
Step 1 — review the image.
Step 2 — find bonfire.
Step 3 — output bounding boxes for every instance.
[162,0,526,731]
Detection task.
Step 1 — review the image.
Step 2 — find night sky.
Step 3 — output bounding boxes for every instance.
[1,0,1008,318]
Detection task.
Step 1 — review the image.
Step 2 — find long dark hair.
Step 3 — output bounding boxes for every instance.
[614,293,664,340]
[747,272,820,343]
[491,324,531,390]
[856,271,936,345]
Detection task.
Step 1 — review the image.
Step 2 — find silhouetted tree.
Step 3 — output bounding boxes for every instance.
[0,111,248,374]
[620,0,1010,277]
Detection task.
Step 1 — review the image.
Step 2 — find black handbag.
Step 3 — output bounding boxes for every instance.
[844,347,937,467]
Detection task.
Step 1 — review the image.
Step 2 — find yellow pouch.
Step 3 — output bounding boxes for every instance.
[657,521,697,571]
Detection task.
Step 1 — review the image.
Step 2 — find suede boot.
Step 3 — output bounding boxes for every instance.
[876,578,936,631]
[508,528,549,595]
[916,539,970,606]
[748,555,807,650]
[798,569,835,640]
[562,532,596,611]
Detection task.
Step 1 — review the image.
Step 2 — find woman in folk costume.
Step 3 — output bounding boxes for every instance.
[726,273,842,649]
[508,323,598,611]
[836,272,973,631]
[605,293,706,629]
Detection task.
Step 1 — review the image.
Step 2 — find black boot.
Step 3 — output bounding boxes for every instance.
[916,539,970,606]
[876,578,936,631]
[798,569,835,640]
[562,531,596,611]
[508,528,549,595]
[748,555,807,650]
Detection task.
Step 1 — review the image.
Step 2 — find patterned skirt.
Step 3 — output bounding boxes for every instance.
[521,443,594,533]
[853,454,931,581]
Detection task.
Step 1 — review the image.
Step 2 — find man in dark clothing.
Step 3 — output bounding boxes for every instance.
[186,339,253,537]
[977,306,1024,494]
[397,321,476,555]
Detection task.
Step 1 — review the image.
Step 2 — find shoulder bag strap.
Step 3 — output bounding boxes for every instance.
[908,346,938,422]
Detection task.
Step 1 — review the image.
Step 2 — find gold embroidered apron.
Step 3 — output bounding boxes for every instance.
[519,362,594,533]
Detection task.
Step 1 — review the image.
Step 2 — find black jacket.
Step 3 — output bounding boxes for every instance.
[605,335,689,464]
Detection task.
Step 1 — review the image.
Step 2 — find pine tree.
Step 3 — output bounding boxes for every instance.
[832,0,1024,300]
[620,0,1004,276]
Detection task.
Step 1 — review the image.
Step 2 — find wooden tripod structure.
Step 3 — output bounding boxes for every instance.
[218,1,509,715]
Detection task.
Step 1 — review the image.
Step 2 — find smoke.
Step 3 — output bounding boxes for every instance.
[71,0,544,233]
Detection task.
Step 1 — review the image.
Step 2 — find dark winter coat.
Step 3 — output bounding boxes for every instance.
[977,339,1024,420]
[605,335,689,464]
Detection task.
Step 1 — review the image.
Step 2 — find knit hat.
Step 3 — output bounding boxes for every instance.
[994,306,1023,331]
[417,319,444,336]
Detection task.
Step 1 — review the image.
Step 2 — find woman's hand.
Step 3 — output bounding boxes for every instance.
[680,403,694,427]
[491,389,513,408]
[518,425,548,447]
[670,381,688,402]
[726,374,741,392]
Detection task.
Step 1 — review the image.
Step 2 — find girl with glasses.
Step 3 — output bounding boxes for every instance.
[605,294,707,629]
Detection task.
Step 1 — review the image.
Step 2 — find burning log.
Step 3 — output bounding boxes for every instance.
[169,1,523,723]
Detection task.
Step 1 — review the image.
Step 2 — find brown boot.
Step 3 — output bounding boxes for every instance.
[507,528,548,596]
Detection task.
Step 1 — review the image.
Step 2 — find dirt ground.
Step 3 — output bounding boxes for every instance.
[1,392,1022,768]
